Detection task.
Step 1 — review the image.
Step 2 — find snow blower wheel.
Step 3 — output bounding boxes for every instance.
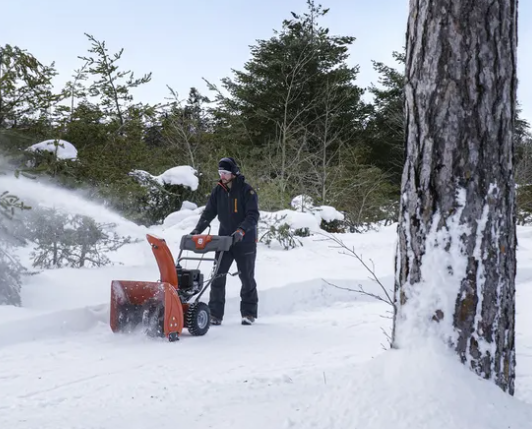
[186,302,211,336]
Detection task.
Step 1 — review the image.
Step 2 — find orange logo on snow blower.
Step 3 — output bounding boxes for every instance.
[192,235,212,250]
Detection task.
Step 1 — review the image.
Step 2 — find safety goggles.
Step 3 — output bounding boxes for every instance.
[218,169,232,176]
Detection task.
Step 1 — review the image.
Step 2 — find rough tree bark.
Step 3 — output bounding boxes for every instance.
[392,0,518,396]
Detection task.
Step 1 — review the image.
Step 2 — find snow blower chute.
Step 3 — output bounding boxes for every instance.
[110,233,233,341]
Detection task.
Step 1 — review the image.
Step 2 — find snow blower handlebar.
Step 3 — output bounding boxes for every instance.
[177,234,233,258]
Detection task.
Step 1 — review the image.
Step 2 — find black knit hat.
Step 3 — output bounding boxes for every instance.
[218,157,240,175]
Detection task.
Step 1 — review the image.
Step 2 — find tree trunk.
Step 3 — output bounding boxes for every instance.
[392,0,518,396]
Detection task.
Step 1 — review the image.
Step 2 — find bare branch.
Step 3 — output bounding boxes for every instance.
[315,231,395,309]
[322,278,393,307]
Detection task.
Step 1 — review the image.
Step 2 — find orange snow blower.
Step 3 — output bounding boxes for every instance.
[110,232,234,341]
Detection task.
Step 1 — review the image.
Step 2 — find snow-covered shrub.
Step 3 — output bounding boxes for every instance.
[314,205,347,233]
[258,214,303,250]
[21,139,79,180]
[290,195,346,233]
[129,165,199,225]
[258,197,346,247]
[25,139,78,161]
[16,206,136,269]
[291,194,314,212]
[23,139,78,169]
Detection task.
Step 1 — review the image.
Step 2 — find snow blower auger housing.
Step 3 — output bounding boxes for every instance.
[110,233,233,341]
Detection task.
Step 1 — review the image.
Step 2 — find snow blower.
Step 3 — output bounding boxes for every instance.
[110,232,234,341]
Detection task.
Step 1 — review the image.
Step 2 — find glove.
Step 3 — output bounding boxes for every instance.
[232,229,244,244]
[190,229,200,235]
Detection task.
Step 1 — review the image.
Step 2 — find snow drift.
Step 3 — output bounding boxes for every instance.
[287,342,532,429]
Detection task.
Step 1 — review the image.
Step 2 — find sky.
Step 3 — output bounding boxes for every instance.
[2,0,532,123]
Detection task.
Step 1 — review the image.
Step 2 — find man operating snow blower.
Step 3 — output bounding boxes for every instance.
[190,157,260,326]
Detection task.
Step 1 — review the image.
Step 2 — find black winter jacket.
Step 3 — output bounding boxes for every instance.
[195,174,259,243]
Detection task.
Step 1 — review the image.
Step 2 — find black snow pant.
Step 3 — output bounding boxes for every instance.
[209,240,258,320]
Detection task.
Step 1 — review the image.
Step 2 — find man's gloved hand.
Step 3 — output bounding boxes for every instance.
[190,229,200,235]
[232,228,244,244]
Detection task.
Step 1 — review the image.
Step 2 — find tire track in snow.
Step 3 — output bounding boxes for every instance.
[17,364,149,400]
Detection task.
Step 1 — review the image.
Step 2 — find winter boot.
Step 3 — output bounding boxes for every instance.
[241,316,255,325]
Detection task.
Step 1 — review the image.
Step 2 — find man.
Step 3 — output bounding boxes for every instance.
[190,157,260,325]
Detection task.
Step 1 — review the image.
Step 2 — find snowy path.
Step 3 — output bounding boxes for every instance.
[0,295,388,429]
[1,275,531,428]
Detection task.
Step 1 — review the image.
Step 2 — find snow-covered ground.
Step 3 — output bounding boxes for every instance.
[1,175,532,428]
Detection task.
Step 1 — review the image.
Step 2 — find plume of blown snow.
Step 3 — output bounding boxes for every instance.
[0,173,145,239]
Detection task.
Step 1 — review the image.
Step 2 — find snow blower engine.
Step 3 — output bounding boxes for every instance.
[109,232,234,341]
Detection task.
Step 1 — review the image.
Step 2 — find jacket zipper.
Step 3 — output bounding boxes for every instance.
[225,183,240,233]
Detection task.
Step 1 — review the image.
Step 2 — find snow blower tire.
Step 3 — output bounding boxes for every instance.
[186,302,210,336]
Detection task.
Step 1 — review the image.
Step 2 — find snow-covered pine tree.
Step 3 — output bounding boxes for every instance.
[392,0,518,395]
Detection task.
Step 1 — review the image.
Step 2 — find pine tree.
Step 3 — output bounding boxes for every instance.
[208,0,366,206]
[79,34,152,127]
[393,0,518,395]
[0,44,59,128]
[155,86,212,168]
[364,50,405,186]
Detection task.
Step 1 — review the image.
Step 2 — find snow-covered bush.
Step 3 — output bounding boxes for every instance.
[15,206,136,269]
[290,195,346,233]
[23,139,78,171]
[258,214,303,250]
[129,165,199,225]
[255,196,346,249]
[291,194,314,212]
[25,139,78,161]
